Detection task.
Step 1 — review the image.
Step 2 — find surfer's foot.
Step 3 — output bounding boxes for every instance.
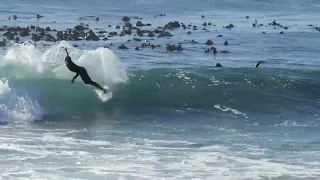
[103,89,107,94]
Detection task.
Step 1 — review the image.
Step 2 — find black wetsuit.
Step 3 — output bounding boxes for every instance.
[65,53,106,93]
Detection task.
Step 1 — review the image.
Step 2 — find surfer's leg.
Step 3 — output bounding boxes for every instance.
[89,81,107,93]
[79,68,107,93]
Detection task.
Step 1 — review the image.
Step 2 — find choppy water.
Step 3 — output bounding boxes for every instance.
[0,0,320,179]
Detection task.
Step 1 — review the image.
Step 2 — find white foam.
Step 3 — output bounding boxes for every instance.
[2,43,45,73]
[95,86,113,102]
[1,40,128,85]
[0,78,42,123]
[214,104,247,117]
[0,78,11,95]
[49,41,129,85]
[0,126,319,180]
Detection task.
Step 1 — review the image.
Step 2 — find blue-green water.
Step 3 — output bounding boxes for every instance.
[0,0,319,179]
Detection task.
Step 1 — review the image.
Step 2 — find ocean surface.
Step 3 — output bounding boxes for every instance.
[0,0,320,179]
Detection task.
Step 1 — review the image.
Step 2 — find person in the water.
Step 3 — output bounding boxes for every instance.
[214,60,265,68]
[255,60,265,67]
[64,48,107,93]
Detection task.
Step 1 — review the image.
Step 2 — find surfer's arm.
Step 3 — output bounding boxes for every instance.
[64,48,69,56]
[71,73,79,83]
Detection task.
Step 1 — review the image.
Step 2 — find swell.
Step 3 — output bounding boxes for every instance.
[4,67,320,117]
[108,67,320,114]
[0,41,319,123]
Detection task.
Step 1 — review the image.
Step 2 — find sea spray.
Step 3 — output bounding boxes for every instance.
[0,41,129,85]
[0,78,42,123]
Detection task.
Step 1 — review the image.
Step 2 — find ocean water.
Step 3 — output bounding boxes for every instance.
[0,0,320,179]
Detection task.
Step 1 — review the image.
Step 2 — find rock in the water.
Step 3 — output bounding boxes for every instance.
[3,31,15,40]
[39,28,46,36]
[125,22,132,28]
[206,40,213,45]
[136,21,151,27]
[224,24,235,29]
[45,34,56,42]
[164,21,180,30]
[0,39,7,46]
[122,16,130,22]
[19,28,30,37]
[215,63,222,67]
[75,25,86,31]
[97,30,107,34]
[86,29,99,41]
[205,47,217,54]
[158,31,172,38]
[45,27,51,31]
[136,29,143,36]
[166,44,183,51]
[119,44,128,49]
[56,31,64,40]
[31,33,40,42]
[148,32,155,37]
[191,39,198,44]
[119,31,125,36]
[109,32,118,36]
[124,29,132,35]
[73,30,84,40]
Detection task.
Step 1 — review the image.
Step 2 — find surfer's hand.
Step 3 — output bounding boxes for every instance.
[71,79,74,83]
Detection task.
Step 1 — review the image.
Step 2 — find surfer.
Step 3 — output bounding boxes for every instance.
[214,60,265,68]
[63,48,107,93]
[255,60,265,67]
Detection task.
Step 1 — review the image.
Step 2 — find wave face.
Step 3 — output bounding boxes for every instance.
[0,41,319,123]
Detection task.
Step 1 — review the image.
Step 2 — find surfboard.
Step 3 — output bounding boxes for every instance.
[95,85,113,102]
